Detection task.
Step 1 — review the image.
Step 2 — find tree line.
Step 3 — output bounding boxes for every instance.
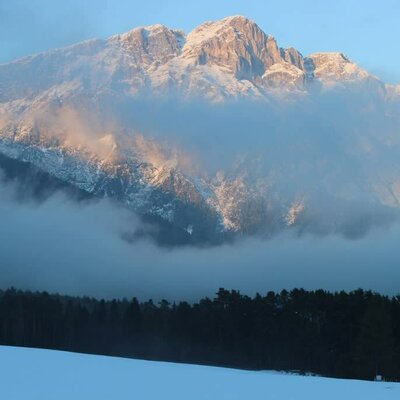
[0,287,399,381]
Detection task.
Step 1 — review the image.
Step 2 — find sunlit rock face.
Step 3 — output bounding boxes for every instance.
[182,16,282,78]
[0,16,399,243]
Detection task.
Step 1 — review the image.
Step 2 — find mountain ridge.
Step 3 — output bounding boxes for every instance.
[1,15,395,102]
[0,16,399,243]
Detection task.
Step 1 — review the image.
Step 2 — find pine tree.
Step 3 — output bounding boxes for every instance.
[353,297,394,380]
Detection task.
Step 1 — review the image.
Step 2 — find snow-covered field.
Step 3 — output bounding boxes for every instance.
[0,345,399,399]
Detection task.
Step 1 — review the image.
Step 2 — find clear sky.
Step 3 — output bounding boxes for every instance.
[0,0,399,83]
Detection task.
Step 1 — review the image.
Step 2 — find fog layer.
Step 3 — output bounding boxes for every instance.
[0,180,399,300]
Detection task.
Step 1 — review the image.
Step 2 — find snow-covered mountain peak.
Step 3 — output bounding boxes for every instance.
[115,23,185,42]
[182,15,282,80]
[184,15,260,43]
[311,51,350,63]
[219,15,255,24]
[307,52,374,85]
[0,16,385,105]
[110,24,185,67]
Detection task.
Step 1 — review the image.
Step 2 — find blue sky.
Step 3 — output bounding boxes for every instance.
[0,0,399,83]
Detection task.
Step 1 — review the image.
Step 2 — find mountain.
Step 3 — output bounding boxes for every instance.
[0,16,389,102]
[0,16,399,243]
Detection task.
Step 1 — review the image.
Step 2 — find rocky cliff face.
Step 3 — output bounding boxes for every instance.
[0,16,399,243]
[305,52,385,95]
[182,16,282,79]
[111,24,185,66]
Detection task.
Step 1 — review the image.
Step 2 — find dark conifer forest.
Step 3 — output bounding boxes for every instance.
[0,287,399,381]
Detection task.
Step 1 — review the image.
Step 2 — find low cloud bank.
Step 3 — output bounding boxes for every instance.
[0,180,399,301]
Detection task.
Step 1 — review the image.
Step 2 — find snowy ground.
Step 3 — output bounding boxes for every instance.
[0,346,399,399]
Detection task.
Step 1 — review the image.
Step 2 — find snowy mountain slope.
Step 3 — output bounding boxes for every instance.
[0,16,399,241]
[307,53,378,85]
[0,129,223,242]
[0,346,399,400]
